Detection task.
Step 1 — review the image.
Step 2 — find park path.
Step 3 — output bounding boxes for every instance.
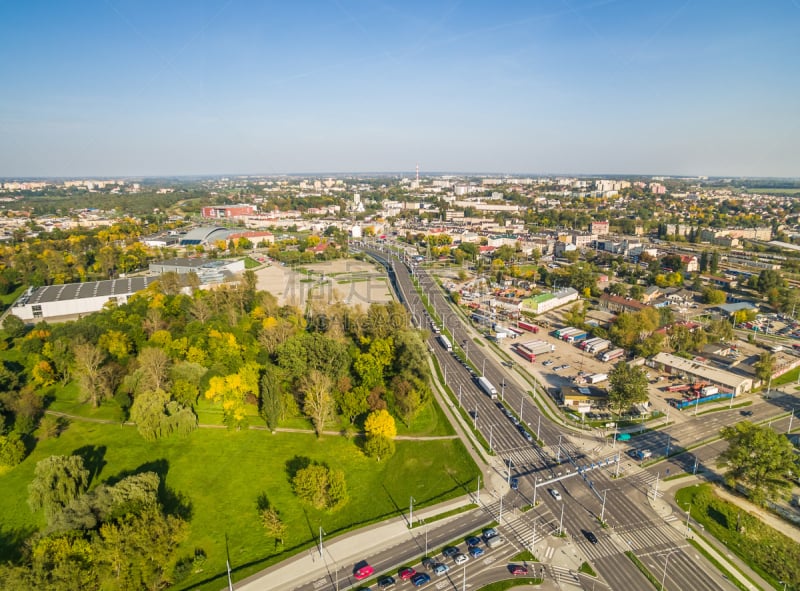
[42,410,459,441]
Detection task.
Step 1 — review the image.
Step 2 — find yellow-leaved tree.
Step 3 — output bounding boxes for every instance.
[204,363,260,429]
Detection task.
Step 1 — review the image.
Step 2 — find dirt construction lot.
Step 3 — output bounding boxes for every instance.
[254,259,394,307]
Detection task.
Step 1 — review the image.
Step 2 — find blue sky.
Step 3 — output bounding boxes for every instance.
[0,0,798,177]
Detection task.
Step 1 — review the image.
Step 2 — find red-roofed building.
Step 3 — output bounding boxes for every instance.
[599,293,650,314]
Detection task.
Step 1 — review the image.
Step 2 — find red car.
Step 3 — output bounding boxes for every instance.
[399,567,417,580]
[509,564,528,576]
[354,564,374,580]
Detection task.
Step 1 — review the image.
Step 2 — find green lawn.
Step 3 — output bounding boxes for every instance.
[0,420,479,590]
[676,484,800,590]
[244,257,261,269]
[0,284,26,307]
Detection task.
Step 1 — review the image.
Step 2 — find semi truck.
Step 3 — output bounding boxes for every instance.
[600,348,625,362]
[580,337,603,350]
[437,334,452,352]
[553,326,577,338]
[565,331,588,343]
[558,328,582,341]
[587,339,611,354]
[519,340,555,355]
[518,320,540,333]
[586,373,608,384]
[476,376,498,399]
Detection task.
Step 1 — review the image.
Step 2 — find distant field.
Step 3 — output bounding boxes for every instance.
[744,188,800,195]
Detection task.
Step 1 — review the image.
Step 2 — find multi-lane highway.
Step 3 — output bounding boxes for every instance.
[364,244,739,591]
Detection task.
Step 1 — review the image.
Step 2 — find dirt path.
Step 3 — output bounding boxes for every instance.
[43,410,458,440]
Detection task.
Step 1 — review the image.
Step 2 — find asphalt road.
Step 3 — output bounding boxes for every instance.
[362,246,736,590]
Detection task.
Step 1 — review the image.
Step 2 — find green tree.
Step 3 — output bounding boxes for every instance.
[337,387,369,425]
[607,362,649,416]
[755,269,784,295]
[754,352,775,384]
[702,287,727,305]
[260,506,286,545]
[719,421,798,505]
[292,464,348,510]
[2,314,26,339]
[363,435,395,462]
[72,341,110,407]
[28,455,90,522]
[709,251,719,274]
[0,432,26,468]
[302,370,334,437]
[259,365,285,431]
[129,389,197,442]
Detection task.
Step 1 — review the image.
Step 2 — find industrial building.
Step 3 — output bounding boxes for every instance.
[521,287,579,315]
[10,277,158,322]
[649,352,753,396]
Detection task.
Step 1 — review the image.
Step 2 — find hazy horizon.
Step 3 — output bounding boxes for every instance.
[1,1,798,178]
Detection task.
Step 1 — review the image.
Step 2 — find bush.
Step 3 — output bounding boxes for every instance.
[0,432,26,468]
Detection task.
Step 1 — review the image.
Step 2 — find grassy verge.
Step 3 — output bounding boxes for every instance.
[685,537,756,591]
[663,472,693,482]
[675,484,800,590]
[512,550,537,561]
[624,551,661,590]
[579,562,597,576]
[475,578,543,590]
[410,504,478,528]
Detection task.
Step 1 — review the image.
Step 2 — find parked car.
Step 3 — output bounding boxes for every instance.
[377,576,396,589]
[399,568,416,580]
[433,563,449,576]
[469,546,484,558]
[411,573,431,587]
[465,536,481,547]
[442,546,460,558]
[510,477,519,490]
[454,553,469,565]
[482,527,498,540]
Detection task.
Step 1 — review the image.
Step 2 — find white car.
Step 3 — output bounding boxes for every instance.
[454,553,469,565]
[549,488,562,501]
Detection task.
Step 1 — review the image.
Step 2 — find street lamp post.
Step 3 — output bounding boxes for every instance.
[685,504,692,537]
[537,414,541,441]
[556,435,562,463]
[458,384,462,408]
[520,394,524,421]
[600,489,608,524]
[489,425,493,452]
[501,379,506,401]
[559,502,565,535]
[659,549,680,591]
[409,496,416,528]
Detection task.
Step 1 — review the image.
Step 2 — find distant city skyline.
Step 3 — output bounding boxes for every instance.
[1,1,798,178]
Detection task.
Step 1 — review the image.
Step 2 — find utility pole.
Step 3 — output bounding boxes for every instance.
[652,472,660,501]
[476,476,481,504]
[319,527,326,558]
[501,379,506,401]
[600,489,608,524]
[685,504,692,537]
[489,425,493,452]
[482,357,486,376]
[559,502,565,535]
[458,384,462,408]
[409,496,416,528]
[556,435,562,463]
[537,414,541,441]
[788,409,794,434]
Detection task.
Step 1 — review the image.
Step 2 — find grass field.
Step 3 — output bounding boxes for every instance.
[676,484,800,590]
[0,418,478,590]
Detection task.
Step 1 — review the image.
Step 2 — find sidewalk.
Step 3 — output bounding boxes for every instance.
[235,494,473,591]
